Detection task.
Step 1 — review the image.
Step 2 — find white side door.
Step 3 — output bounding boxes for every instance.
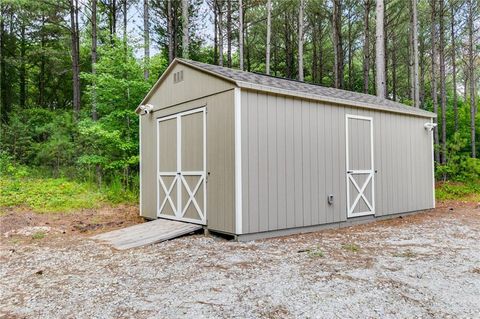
[346,114,375,218]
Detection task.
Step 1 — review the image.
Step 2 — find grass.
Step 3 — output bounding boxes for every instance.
[435,181,480,202]
[342,243,360,252]
[0,176,137,213]
[32,231,46,240]
[308,249,325,258]
[298,246,325,258]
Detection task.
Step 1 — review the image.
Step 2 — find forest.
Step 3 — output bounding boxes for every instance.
[0,0,479,209]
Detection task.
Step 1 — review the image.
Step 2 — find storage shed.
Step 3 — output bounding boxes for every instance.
[136,58,436,240]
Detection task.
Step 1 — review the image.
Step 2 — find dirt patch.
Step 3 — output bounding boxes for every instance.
[0,205,142,244]
[1,202,479,318]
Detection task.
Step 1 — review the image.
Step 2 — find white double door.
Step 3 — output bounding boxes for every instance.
[157,108,206,225]
[346,114,375,218]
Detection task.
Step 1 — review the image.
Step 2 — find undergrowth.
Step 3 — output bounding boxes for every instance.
[0,154,137,213]
[435,181,480,202]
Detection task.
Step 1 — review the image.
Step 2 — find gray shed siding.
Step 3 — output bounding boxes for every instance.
[240,90,434,234]
[140,63,236,234]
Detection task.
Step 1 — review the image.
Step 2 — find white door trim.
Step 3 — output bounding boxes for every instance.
[156,107,207,225]
[234,88,243,234]
[345,114,375,218]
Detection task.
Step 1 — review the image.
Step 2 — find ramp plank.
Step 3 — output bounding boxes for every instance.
[92,219,202,250]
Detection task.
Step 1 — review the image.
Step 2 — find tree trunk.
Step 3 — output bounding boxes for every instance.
[375,0,386,98]
[298,0,304,81]
[239,0,244,70]
[363,0,371,93]
[312,22,318,83]
[419,32,426,107]
[383,5,388,98]
[0,5,7,119]
[173,1,178,58]
[123,0,127,57]
[218,0,224,66]
[226,0,232,67]
[409,2,414,101]
[285,11,293,78]
[392,33,397,101]
[318,27,324,85]
[347,6,353,90]
[182,0,189,58]
[167,0,174,63]
[245,17,250,71]
[144,0,150,79]
[70,0,81,117]
[266,0,271,75]
[371,43,376,91]
[450,4,457,131]
[439,0,447,164]
[214,1,218,64]
[430,0,440,163]
[109,0,117,44]
[412,0,420,108]
[467,0,476,158]
[332,0,343,89]
[92,0,98,120]
[273,35,278,76]
[19,24,26,108]
[39,14,46,107]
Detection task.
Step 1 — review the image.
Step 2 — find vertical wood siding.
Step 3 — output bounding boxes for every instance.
[241,90,434,234]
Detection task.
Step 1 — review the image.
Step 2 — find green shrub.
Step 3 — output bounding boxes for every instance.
[32,231,46,240]
[436,134,480,182]
[436,182,480,201]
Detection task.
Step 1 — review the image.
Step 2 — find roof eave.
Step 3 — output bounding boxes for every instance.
[235,81,436,118]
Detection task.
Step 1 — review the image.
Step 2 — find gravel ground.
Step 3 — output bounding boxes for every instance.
[1,203,479,319]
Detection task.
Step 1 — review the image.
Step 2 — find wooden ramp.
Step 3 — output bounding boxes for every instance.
[92,219,202,250]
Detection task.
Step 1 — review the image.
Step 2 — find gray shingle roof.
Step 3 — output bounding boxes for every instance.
[178,58,435,118]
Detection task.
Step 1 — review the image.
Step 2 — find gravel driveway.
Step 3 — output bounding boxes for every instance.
[1,203,479,319]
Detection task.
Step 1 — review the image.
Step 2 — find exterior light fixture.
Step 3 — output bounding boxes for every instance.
[138,104,154,116]
[424,122,437,131]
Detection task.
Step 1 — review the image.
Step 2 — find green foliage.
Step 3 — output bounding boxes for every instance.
[436,133,480,182]
[308,248,325,258]
[77,39,149,189]
[0,152,29,178]
[0,154,137,213]
[342,243,360,253]
[0,176,104,213]
[32,231,46,240]
[436,182,480,202]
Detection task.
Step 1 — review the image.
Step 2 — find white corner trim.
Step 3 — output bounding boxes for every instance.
[431,117,436,208]
[234,88,243,234]
[139,115,142,216]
